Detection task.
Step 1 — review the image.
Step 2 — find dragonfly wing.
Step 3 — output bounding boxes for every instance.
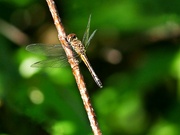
[26,44,64,56]
[82,15,91,46]
[82,15,97,49]
[31,56,69,68]
[85,29,97,49]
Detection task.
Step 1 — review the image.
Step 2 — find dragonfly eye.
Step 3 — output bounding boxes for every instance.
[67,33,77,42]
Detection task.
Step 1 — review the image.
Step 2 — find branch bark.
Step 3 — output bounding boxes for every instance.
[45,0,102,134]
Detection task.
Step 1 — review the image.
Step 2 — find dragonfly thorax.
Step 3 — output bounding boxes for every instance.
[67,33,86,55]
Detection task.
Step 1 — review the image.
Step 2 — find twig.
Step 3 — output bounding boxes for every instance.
[45,0,102,134]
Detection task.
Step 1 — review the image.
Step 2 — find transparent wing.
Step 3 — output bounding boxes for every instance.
[86,29,97,48]
[31,56,69,68]
[26,43,64,56]
[82,15,91,46]
[82,15,97,49]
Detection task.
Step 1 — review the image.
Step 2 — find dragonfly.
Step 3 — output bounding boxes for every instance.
[26,15,103,88]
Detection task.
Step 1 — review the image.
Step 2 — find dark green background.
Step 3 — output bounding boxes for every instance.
[0,0,179,135]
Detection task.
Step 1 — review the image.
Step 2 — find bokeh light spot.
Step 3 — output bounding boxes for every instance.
[19,57,40,78]
[52,121,76,135]
[103,48,122,64]
[29,88,44,105]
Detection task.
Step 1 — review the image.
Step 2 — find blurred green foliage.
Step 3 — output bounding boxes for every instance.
[0,0,180,135]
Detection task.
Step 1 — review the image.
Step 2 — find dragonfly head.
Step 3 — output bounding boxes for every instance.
[67,33,78,42]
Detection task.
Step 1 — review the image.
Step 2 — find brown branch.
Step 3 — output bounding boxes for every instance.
[45,0,102,135]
